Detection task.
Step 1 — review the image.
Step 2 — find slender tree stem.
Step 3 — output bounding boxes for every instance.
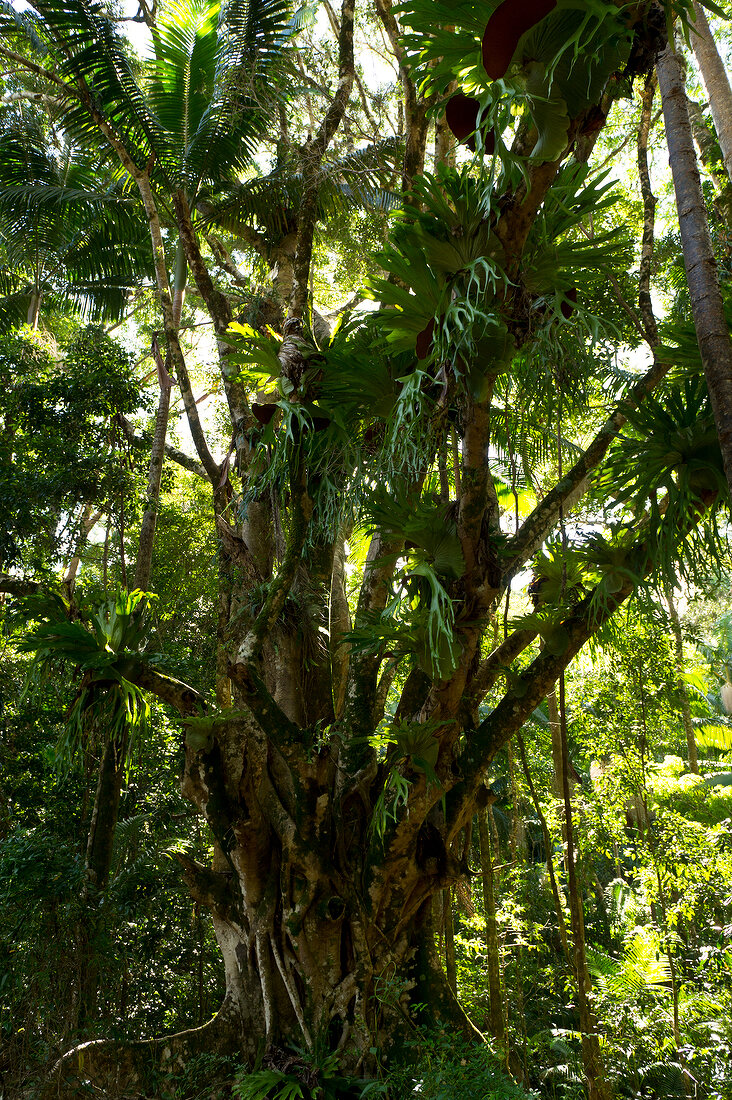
[657,42,732,499]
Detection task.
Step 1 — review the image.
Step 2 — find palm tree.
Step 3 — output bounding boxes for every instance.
[690,1,732,185]
[0,108,152,330]
[1,0,299,1033]
[657,41,732,501]
[10,2,732,1094]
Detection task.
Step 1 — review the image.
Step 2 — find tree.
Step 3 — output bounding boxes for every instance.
[2,0,732,1096]
[657,38,732,501]
[689,1,732,184]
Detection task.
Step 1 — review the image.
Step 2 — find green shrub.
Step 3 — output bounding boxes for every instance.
[387,1032,536,1099]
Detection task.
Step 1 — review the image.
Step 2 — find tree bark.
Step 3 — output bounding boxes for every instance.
[477,806,505,1042]
[442,887,457,995]
[77,733,128,1028]
[557,675,612,1100]
[690,2,732,184]
[687,95,732,232]
[516,735,571,964]
[62,504,103,597]
[637,73,659,346]
[664,584,699,773]
[373,0,430,191]
[134,274,186,593]
[657,42,732,499]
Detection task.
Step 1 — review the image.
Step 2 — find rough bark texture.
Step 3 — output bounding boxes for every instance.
[658,42,732,500]
[687,96,732,231]
[477,806,505,1043]
[7,6,703,1095]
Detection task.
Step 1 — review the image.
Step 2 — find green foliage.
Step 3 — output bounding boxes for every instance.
[21,589,159,771]
[398,1,632,163]
[0,653,223,1080]
[368,166,513,379]
[233,1049,386,1099]
[589,926,672,999]
[388,1032,535,1099]
[529,541,588,609]
[0,109,152,328]
[147,0,296,194]
[0,326,143,569]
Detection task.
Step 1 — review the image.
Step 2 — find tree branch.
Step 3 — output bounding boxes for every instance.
[447,552,652,840]
[500,352,673,585]
[235,457,312,667]
[468,628,538,709]
[116,413,207,480]
[286,0,355,328]
[124,659,204,716]
[0,573,43,597]
[372,0,429,189]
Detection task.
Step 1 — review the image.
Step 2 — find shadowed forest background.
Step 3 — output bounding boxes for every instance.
[1,0,732,1097]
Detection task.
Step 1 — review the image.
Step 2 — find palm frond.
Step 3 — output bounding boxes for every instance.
[32,0,166,170]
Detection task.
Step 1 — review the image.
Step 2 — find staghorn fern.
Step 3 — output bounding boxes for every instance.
[21,589,160,772]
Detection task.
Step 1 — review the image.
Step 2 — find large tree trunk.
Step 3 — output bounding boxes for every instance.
[690,2,732,184]
[657,42,732,499]
[177,716,464,1068]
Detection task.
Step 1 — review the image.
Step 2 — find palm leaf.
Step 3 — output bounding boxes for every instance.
[32,0,167,170]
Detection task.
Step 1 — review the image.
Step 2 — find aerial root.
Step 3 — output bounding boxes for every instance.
[36,996,241,1099]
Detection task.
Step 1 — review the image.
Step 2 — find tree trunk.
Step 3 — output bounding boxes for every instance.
[516,734,571,963]
[174,707,486,1071]
[373,0,430,191]
[546,687,564,799]
[62,504,103,598]
[664,584,699,773]
[687,96,732,231]
[27,289,41,330]
[477,806,505,1042]
[442,887,457,995]
[557,675,612,1100]
[134,259,186,592]
[690,2,732,184]
[78,733,128,1028]
[637,72,659,346]
[657,42,732,499]
[133,374,172,592]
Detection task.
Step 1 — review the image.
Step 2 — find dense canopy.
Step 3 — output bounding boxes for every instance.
[1,1,732,1098]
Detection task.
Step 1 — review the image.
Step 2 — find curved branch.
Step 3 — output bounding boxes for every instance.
[469,628,538,708]
[125,659,204,716]
[116,413,207,479]
[38,998,241,1099]
[446,562,647,841]
[501,352,672,583]
[0,573,43,597]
